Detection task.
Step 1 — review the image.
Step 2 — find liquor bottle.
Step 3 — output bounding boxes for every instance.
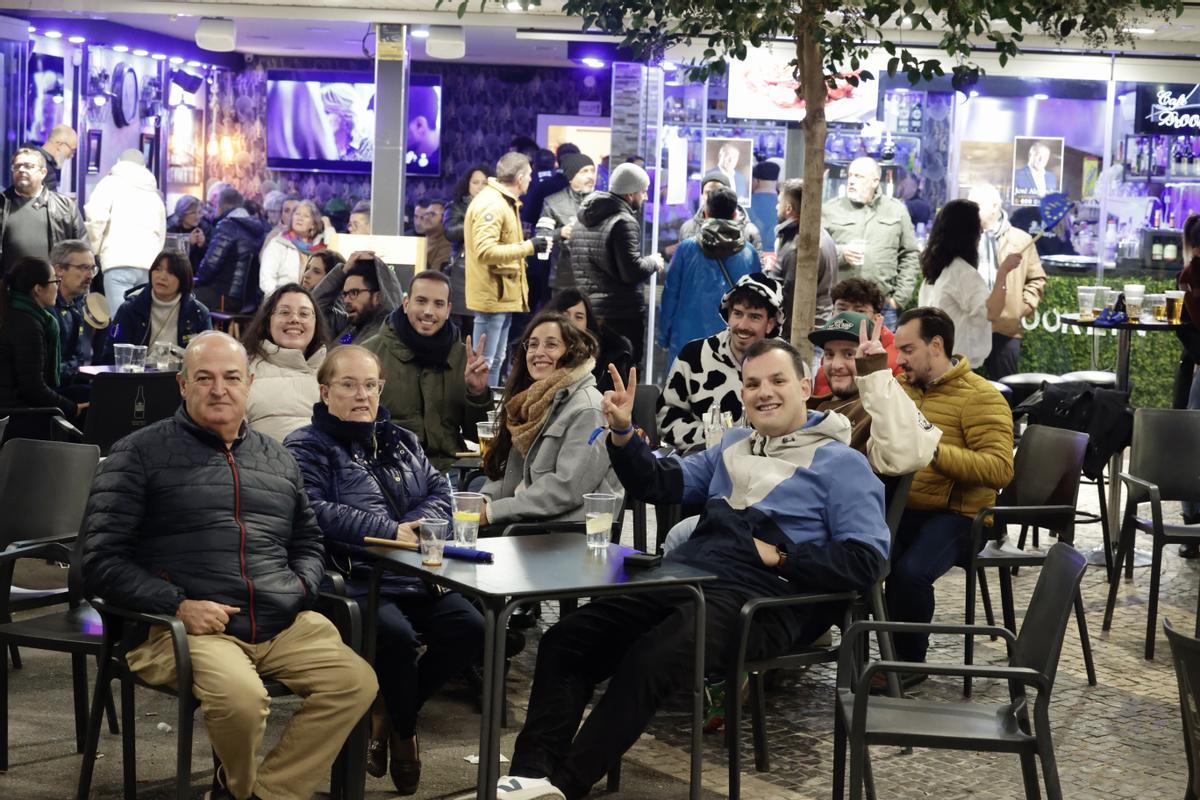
[881,132,896,162]
[1174,137,1185,176]
[133,386,146,421]
[908,99,923,132]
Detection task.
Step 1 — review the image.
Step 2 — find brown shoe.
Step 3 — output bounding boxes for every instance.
[366,737,388,778]
[390,734,421,795]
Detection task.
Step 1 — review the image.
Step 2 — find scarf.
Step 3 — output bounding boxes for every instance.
[1181,256,1200,332]
[391,307,458,370]
[282,229,326,256]
[10,291,61,388]
[504,359,594,456]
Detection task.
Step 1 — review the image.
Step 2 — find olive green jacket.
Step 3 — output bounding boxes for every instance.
[362,318,492,471]
[821,194,921,305]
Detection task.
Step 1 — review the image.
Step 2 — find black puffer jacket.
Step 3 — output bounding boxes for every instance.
[82,409,326,644]
[569,191,657,322]
[443,196,470,316]
[195,209,267,305]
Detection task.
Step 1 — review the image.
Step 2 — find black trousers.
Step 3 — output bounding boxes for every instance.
[508,586,834,799]
[984,332,1022,379]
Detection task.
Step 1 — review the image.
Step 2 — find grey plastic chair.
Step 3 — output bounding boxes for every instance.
[1102,408,1200,659]
[1164,619,1200,800]
[833,542,1086,800]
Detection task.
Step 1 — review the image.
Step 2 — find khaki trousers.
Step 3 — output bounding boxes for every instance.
[127,610,377,800]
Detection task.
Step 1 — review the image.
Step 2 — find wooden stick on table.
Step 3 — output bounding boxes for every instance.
[363,536,418,551]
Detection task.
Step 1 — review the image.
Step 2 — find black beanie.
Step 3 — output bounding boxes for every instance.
[560,152,596,183]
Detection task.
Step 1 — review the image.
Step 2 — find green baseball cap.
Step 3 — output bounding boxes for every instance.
[808,310,873,349]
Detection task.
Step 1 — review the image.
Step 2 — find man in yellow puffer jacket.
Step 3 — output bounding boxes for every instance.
[464,151,550,386]
[886,307,1014,682]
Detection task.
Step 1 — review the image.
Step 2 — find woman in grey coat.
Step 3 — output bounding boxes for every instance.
[478,309,622,528]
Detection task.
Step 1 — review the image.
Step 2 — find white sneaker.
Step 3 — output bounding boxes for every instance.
[496,775,566,800]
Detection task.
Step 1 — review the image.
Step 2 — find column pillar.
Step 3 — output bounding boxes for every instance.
[371,24,410,236]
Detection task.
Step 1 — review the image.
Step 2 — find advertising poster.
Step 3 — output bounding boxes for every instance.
[1012,136,1064,206]
[702,137,754,205]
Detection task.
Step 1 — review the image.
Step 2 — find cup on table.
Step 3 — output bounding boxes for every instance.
[1167,290,1186,325]
[1150,294,1168,322]
[128,345,148,372]
[1124,284,1146,321]
[451,491,485,548]
[485,409,499,425]
[476,421,498,459]
[583,492,617,550]
[1076,286,1097,321]
[419,519,448,566]
[113,343,135,372]
[149,342,173,371]
[1090,287,1107,315]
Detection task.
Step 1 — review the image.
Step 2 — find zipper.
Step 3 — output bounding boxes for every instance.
[223,446,257,641]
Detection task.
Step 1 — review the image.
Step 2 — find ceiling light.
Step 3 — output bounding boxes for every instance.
[152,53,167,60]
[44,30,62,39]
[1123,27,1156,35]
[68,35,86,44]
[27,25,35,33]
[411,27,431,39]
[133,48,149,56]
[169,56,184,64]
[581,57,606,69]
[113,45,129,52]
[187,60,204,67]
[1033,93,1049,100]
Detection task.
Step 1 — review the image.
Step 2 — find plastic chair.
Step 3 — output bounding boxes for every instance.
[0,439,112,770]
[833,543,1086,800]
[964,425,1096,695]
[1102,408,1200,659]
[1164,619,1200,800]
[724,472,914,800]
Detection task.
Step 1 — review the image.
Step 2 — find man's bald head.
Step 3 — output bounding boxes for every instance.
[846,157,882,204]
[182,331,248,379]
[44,124,78,162]
[179,332,253,445]
[968,184,1004,230]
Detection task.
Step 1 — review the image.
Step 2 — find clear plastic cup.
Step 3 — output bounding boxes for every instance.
[1076,287,1096,321]
[1167,290,1186,324]
[419,519,448,566]
[583,493,616,550]
[114,343,135,372]
[129,345,148,372]
[451,492,485,548]
[149,342,173,371]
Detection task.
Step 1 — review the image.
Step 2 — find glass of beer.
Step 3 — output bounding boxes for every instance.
[1167,291,1186,325]
[476,421,498,459]
[583,493,617,550]
[1150,294,1168,322]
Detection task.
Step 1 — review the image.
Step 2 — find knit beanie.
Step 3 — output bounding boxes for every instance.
[608,162,651,195]
[560,152,595,183]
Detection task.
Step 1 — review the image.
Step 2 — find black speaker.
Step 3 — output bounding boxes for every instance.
[170,69,204,95]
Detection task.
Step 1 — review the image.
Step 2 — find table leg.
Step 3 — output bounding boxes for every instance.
[476,599,504,800]
[685,585,706,800]
[364,564,383,664]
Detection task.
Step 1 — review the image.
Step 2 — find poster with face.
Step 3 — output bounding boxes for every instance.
[1012,136,1064,206]
[703,137,754,205]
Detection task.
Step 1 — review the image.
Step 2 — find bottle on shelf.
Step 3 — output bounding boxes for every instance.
[908,99,922,133]
[1134,140,1147,175]
[1174,137,1185,176]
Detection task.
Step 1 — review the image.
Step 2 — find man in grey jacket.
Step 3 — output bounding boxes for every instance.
[821,157,920,329]
[776,178,838,338]
[536,153,596,292]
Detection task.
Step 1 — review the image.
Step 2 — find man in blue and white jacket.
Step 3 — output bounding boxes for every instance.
[497,338,890,800]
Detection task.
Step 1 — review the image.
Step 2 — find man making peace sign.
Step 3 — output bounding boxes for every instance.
[495,340,890,800]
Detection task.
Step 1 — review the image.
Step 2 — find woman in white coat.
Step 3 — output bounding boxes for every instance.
[241,283,332,441]
[259,200,328,297]
[917,199,1020,370]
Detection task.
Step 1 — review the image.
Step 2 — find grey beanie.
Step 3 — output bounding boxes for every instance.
[608,162,650,195]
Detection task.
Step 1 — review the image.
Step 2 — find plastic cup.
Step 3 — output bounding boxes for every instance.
[451,492,485,548]
[1150,294,1168,322]
[114,343,135,372]
[583,493,617,550]
[149,342,173,371]
[476,421,497,460]
[419,519,448,566]
[1076,287,1096,321]
[1167,290,1186,324]
[129,345,148,372]
[536,235,553,261]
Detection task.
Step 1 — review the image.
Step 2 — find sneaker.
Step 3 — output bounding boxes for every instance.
[496,775,566,799]
[1179,543,1200,559]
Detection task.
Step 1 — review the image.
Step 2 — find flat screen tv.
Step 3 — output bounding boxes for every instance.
[266,70,441,175]
[726,52,878,124]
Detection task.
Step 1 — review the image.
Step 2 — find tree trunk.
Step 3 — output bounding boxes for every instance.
[790,24,827,368]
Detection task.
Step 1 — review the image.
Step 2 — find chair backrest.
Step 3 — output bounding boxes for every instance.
[0,416,8,442]
[0,438,101,549]
[1127,408,1200,504]
[1010,542,1087,687]
[633,384,660,445]
[1165,618,1200,796]
[1000,424,1087,538]
[881,472,914,546]
[83,371,181,456]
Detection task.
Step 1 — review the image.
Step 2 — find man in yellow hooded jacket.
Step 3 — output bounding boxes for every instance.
[464,151,550,386]
[887,306,1014,687]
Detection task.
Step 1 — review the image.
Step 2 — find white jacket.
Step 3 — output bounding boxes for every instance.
[84,161,167,270]
[260,232,326,297]
[246,342,327,442]
[918,256,992,368]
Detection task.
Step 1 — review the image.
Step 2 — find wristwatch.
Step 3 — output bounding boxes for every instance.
[775,545,789,571]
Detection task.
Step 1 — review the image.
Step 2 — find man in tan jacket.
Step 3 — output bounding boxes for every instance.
[464,151,550,385]
[968,183,1046,378]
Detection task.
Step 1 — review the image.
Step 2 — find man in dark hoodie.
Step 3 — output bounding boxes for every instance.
[776,178,838,337]
[676,170,763,253]
[568,162,664,364]
[657,185,761,367]
[536,152,596,292]
[311,252,405,344]
[195,187,268,313]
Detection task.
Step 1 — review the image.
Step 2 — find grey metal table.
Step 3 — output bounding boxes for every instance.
[363,533,716,800]
[1062,312,1185,568]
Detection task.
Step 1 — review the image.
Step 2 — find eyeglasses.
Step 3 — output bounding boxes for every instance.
[521,338,564,354]
[340,288,377,301]
[64,262,98,276]
[12,162,42,173]
[327,379,385,396]
[42,278,62,286]
[272,306,315,321]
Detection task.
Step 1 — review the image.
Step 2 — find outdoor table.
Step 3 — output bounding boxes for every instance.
[1061,313,1185,567]
[363,533,716,800]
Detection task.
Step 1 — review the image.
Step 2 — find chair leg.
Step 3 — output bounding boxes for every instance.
[978,568,997,630]
[1103,515,1136,630]
[999,567,1017,633]
[0,640,8,772]
[76,645,115,800]
[1016,523,1029,551]
[964,563,977,698]
[1074,589,1098,686]
[606,757,622,792]
[749,672,769,772]
[7,644,19,670]
[97,656,119,734]
[725,666,744,800]
[1018,751,1041,800]
[71,652,89,754]
[832,706,847,800]
[121,677,137,799]
[558,598,577,617]
[869,585,901,698]
[863,747,878,800]
[1031,526,1040,550]
[1038,733,1064,800]
[176,692,195,799]
[1098,479,1114,582]
[1145,539,1164,660]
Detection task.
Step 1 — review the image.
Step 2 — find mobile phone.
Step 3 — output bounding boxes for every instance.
[624,551,662,570]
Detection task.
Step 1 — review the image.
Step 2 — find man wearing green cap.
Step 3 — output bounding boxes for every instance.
[807,309,940,476]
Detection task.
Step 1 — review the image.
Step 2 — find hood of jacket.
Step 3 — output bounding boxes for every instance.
[744,408,853,457]
[256,340,326,373]
[107,161,160,193]
[699,217,747,259]
[577,191,633,228]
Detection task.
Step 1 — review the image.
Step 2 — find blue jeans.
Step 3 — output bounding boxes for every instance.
[104,267,149,315]
[472,311,512,387]
[885,509,975,662]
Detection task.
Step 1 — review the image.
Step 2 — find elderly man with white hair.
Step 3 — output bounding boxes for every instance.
[821,156,921,329]
[966,183,1046,378]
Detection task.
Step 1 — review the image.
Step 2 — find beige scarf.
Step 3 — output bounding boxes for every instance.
[505,359,595,456]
